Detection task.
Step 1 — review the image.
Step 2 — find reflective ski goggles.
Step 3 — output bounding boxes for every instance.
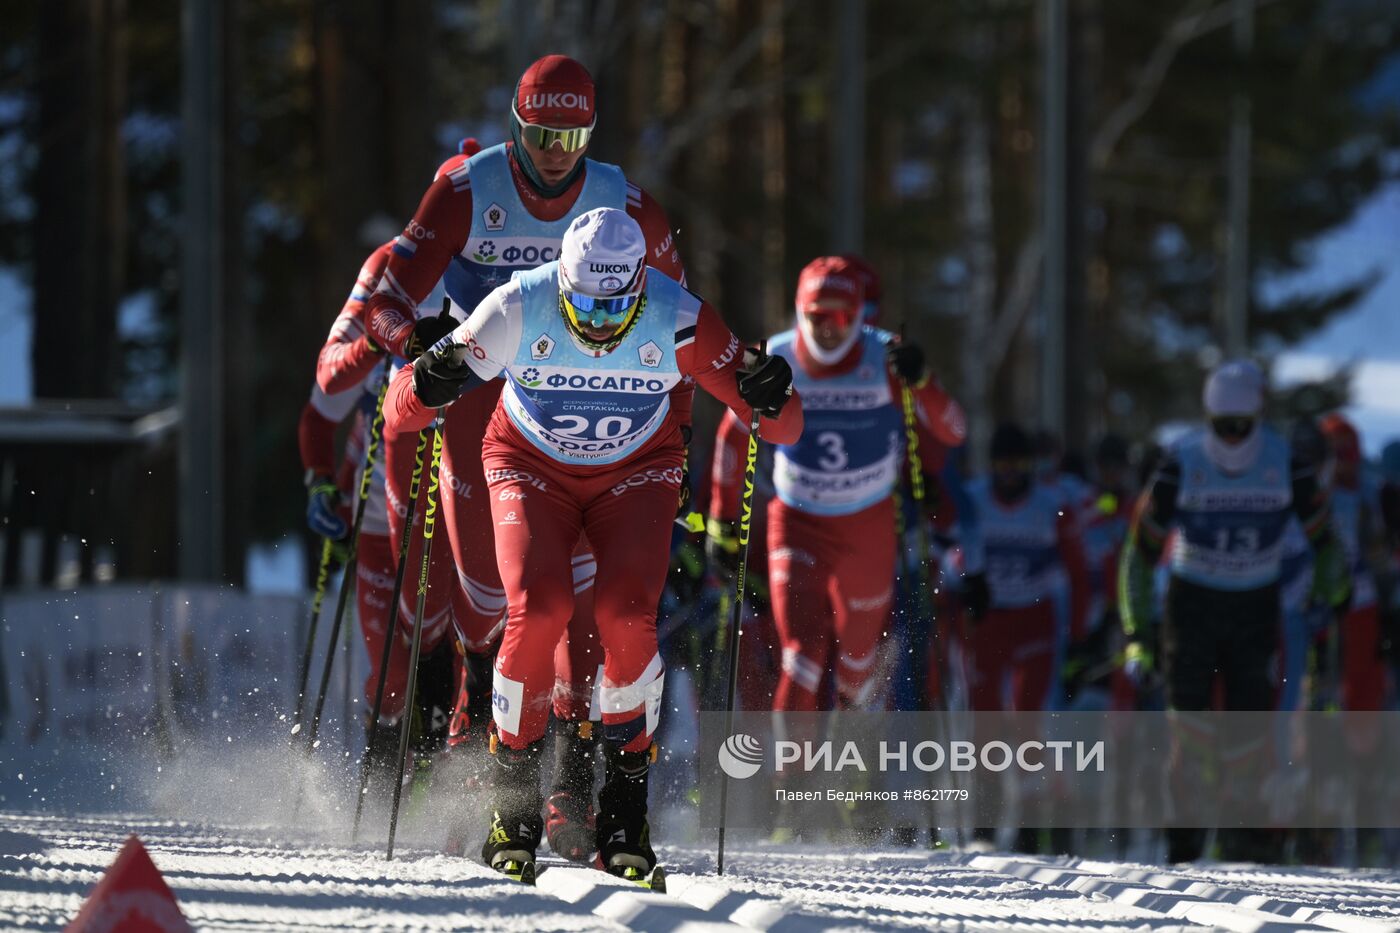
[512,104,595,153]
[560,289,642,330]
[1210,415,1257,441]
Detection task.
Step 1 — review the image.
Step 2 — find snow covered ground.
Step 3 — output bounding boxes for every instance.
[4,585,1400,931]
[5,809,1400,932]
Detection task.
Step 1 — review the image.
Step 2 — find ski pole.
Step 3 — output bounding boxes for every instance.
[306,360,392,750]
[292,537,335,736]
[387,412,445,860]
[717,341,765,876]
[900,380,942,709]
[342,605,352,755]
[352,423,431,840]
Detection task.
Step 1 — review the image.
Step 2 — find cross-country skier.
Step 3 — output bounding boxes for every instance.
[382,206,802,883]
[361,55,689,860]
[1319,414,1390,739]
[305,140,481,770]
[727,256,964,712]
[1061,434,1136,711]
[1119,360,1351,863]
[963,422,1089,712]
[703,254,892,711]
[301,240,400,724]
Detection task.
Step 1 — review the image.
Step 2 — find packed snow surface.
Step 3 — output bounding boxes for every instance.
[5,810,1400,932]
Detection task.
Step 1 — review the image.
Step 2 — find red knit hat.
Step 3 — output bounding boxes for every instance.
[515,55,596,127]
[796,256,865,322]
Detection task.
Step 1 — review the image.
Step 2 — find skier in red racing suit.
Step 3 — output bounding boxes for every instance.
[383,207,802,882]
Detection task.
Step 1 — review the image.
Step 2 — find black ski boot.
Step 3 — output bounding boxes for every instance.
[480,734,544,884]
[444,649,497,771]
[463,650,496,735]
[545,720,598,863]
[413,639,456,762]
[1167,827,1208,863]
[442,650,498,858]
[363,717,402,790]
[595,742,664,891]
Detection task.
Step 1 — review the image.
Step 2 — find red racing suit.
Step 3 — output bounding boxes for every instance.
[710,327,965,711]
[383,270,803,753]
[364,145,689,735]
[964,478,1089,712]
[301,242,403,716]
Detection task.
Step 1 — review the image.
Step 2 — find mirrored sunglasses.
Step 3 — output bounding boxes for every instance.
[513,104,595,153]
[561,290,640,329]
[1210,416,1257,440]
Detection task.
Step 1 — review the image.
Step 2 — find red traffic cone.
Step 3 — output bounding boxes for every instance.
[67,835,192,933]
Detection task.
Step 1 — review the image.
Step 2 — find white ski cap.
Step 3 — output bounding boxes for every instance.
[1203,359,1265,416]
[558,207,647,298]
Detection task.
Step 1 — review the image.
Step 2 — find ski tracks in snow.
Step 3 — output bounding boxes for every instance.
[3,812,1400,931]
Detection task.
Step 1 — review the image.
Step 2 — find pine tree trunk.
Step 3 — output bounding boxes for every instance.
[958,91,996,472]
[33,0,124,399]
[222,0,250,584]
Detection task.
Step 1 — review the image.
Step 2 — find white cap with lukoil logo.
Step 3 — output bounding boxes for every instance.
[558,207,648,298]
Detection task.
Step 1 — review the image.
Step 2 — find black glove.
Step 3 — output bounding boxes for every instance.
[887,341,926,384]
[962,571,989,622]
[403,303,459,360]
[736,351,794,417]
[305,475,349,540]
[412,348,473,408]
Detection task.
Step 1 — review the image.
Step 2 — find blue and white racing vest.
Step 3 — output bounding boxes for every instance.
[1168,427,1293,591]
[446,144,627,313]
[768,327,903,516]
[963,478,1065,609]
[500,262,692,466]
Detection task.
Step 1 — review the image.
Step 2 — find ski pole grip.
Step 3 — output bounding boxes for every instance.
[428,330,466,366]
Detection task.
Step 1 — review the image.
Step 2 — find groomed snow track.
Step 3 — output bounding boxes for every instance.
[3,812,1400,931]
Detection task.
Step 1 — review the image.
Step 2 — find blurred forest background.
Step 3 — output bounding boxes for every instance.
[0,0,1397,584]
